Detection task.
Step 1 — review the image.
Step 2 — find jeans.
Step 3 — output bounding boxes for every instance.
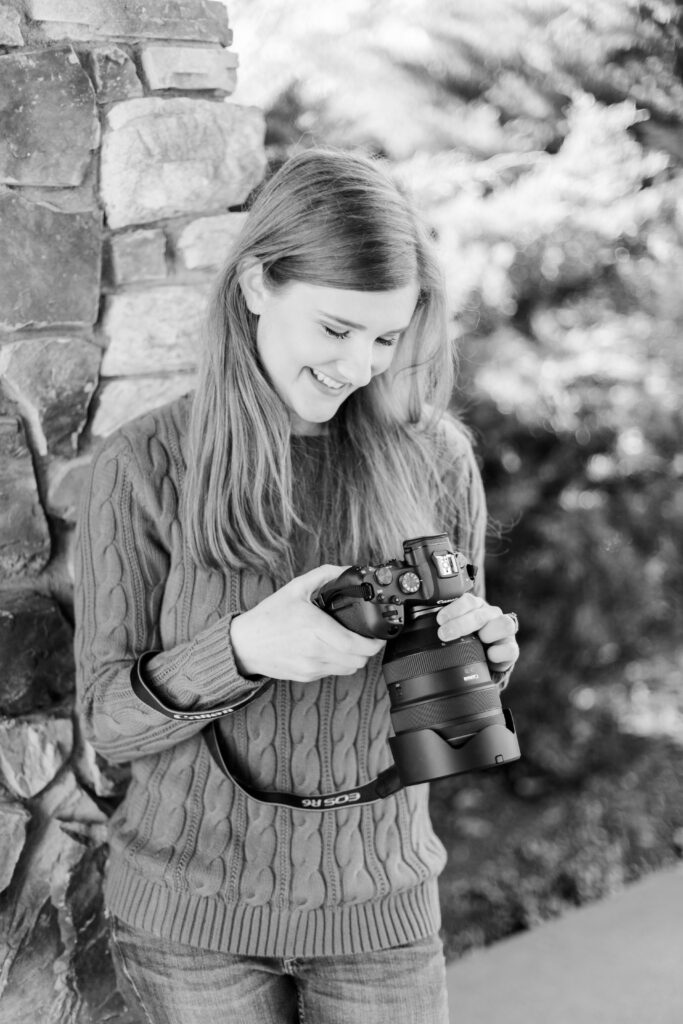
[110,917,449,1024]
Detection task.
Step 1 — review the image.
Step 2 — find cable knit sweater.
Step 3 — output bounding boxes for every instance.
[74,394,490,958]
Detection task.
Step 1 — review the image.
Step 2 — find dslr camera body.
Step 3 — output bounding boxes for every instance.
[314,534,520,786]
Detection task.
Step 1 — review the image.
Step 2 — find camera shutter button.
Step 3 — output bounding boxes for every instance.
[374,566,393,586]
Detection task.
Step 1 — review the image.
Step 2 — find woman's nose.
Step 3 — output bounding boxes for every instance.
[337,337,374,387]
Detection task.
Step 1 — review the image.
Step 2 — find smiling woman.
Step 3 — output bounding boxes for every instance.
[74,147,519,1024]
[184,148,456,579]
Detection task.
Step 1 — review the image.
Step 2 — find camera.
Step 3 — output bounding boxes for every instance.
[314,534,520,786]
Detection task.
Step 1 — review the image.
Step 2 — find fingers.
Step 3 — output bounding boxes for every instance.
[435,594,503,643]
[312,611,385,659]
[435,595,520,673]
[294,565,385,658]
[486,639,519,671]
[477,614,518,645]
[295,563,350,598]
[478,611,519,671]
[272,617,382,682]
[231,564,385,683]
[311,648,373,678]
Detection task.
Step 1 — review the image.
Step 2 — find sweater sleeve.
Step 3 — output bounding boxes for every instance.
[74,430,264,765]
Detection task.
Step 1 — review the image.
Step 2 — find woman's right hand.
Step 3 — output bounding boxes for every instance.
[229,564,385,682]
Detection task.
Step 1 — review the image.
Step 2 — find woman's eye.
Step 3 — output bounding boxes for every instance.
[323,325,350,340]
[376,336,398,348]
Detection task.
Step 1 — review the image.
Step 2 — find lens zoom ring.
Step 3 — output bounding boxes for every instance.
[391,686,500,732]
[383,638,485,684]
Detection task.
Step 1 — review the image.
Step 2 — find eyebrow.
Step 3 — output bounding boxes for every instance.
[317,311,410,334]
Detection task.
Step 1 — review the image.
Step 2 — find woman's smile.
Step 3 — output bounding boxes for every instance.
[308,366,347,392]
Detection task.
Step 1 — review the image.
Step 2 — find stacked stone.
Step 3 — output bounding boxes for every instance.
[0,3,266,1019]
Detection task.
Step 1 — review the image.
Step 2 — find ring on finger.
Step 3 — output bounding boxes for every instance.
[506,611,519,634]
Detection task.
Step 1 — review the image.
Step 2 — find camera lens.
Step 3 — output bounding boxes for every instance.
[383,607,519,784]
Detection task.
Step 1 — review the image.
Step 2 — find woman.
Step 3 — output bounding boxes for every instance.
[74,148,519,1024]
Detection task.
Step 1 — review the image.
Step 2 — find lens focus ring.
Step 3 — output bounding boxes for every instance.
[383,637,486,685]
[391,685,501,732]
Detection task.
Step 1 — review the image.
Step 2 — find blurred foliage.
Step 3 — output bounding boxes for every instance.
[230,0,683,159]
[435,94,683,786]
[228,0,683,948]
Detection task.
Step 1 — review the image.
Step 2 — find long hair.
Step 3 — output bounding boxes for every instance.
[185,148,461,580]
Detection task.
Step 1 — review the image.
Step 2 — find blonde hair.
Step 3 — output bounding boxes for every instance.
[185,148,459,580]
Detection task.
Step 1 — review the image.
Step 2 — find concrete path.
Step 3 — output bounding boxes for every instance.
[446,862,683,1023]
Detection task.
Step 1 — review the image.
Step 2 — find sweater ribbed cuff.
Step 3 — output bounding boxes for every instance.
[146,612,262,710]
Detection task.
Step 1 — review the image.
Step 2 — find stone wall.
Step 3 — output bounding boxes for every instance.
[0,3,266,1019]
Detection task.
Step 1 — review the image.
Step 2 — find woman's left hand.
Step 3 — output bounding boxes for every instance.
[435,593,520,674]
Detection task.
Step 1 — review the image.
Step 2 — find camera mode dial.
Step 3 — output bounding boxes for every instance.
[398,571,421,594]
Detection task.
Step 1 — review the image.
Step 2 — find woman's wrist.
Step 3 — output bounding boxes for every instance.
[229,612,261,679]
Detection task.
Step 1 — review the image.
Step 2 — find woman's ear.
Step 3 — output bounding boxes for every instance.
[238,261,267,315]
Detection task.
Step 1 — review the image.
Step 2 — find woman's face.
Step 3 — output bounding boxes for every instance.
[240,267,419,434]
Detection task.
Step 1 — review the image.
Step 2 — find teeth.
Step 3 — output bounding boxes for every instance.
[311,368,345,390]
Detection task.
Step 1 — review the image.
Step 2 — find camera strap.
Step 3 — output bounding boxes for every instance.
[130,651,274,721]
[130,653,404,809]
[204,720,403,810]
